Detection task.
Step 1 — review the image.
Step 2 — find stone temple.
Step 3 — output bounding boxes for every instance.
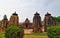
[0,11,60,33]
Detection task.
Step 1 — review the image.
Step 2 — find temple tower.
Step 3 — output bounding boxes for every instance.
[44,12,53,32]
[9,12,19,26]
[2,15,8,28]
[33,12,42,33]
[0,15,8,32]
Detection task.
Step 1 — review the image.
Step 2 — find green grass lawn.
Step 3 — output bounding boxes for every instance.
[0,32,5,38]
[32,32,47,36]
[24,35,48,38]
[0,32,48,38]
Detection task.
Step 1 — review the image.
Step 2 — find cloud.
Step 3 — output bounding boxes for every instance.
[0,0,60,22]
[44,0,55,6]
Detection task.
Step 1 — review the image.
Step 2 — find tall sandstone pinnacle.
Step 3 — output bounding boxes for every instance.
[9,12,19,26]
[44,12,53,32]
[0,15,8,32]
[32,12,42,33]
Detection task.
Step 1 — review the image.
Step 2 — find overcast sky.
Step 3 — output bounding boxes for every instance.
[0,0,60,22]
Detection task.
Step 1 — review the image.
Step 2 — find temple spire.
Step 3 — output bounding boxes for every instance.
[45,12,51,16]
[12,11,18,16]
[34,11,40,15]
[3,15,8,20]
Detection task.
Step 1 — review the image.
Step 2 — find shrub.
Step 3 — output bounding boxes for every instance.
[47,26,60,38]
[5,26,24,38]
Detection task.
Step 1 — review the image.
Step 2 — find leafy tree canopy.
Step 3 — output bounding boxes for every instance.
[47,26,60,38]
[5,26,24,38]
[53,16,60,22]
[6,26,24,32]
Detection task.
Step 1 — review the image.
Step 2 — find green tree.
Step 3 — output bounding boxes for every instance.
[5,26,24,38]
[47,26,60,38]
[53,16,60,22]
